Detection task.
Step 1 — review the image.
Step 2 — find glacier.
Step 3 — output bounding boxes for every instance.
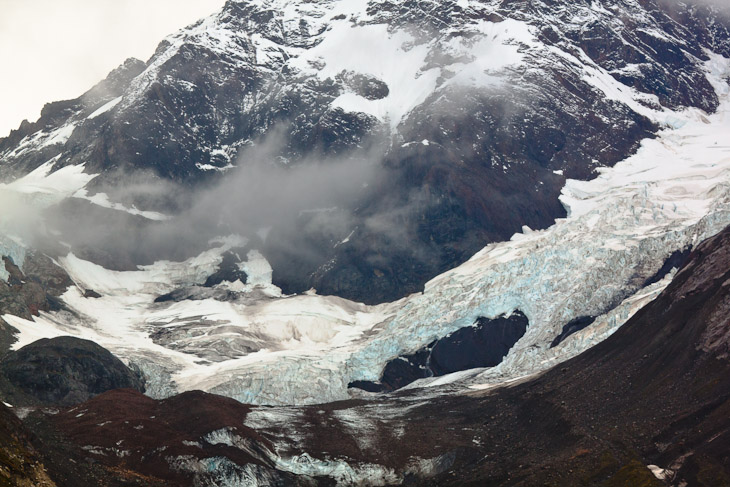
[1,20,729,405]
[0,235,26,282]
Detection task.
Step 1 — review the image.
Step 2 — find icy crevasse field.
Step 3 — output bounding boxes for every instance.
[1,30,729,404]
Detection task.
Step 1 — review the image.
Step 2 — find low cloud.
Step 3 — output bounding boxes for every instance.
[0,191,45,241]
[2,128,388,274]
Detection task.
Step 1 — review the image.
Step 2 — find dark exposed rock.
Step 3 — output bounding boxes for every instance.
[642,247,692,287]
[0,318,19,359]
[0,259,48,322]
[0,336,145,407]
[81,57,146,108]
[350,311,529,392]
[0,252,73,353]
[204,249,248,287]
[347,380,384,393]
[336,70,389,100]
[82,289,102,299]
[429,313,530,375]
[20,252,75,297]
[24,389,297,487]
[154,286,239,303]
[550,315,596,348]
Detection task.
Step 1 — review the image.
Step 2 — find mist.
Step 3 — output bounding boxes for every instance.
[3,129,388,275]
[189,136,382,245]
[0,191,45,241]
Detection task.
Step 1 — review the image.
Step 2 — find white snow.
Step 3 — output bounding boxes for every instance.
[440,19,537,89]
[72,189,170,221]
[283,15,535,130]
[289,22,440,130]
[0,158,170,221]
[336,229,355,246]
[87,96,123,119]
[238,249,278,292]
[195,162,234,172]
[647,465,672,481]
[40,122,78,148]
[273,452,400,486]
[0,158,94,205]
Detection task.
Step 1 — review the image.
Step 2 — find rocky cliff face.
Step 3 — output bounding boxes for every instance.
[1,0,728,304]
[0,251,73,353]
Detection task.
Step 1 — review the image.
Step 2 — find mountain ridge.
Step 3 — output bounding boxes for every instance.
[3,0,727,304]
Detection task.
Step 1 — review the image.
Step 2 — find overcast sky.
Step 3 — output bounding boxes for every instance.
[0,0,226,137]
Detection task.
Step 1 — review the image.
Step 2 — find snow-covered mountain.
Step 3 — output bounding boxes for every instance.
[2,0,728,305]
[1,0,730,485]
[4,50,730,407]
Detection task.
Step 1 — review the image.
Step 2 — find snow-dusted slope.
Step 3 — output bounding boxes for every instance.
[4,53,729,405]
[0,157,168,221]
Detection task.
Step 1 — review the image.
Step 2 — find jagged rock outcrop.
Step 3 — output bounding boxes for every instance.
[0,251,73,354]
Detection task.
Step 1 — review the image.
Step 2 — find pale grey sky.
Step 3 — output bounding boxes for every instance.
[0,0,226,137]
